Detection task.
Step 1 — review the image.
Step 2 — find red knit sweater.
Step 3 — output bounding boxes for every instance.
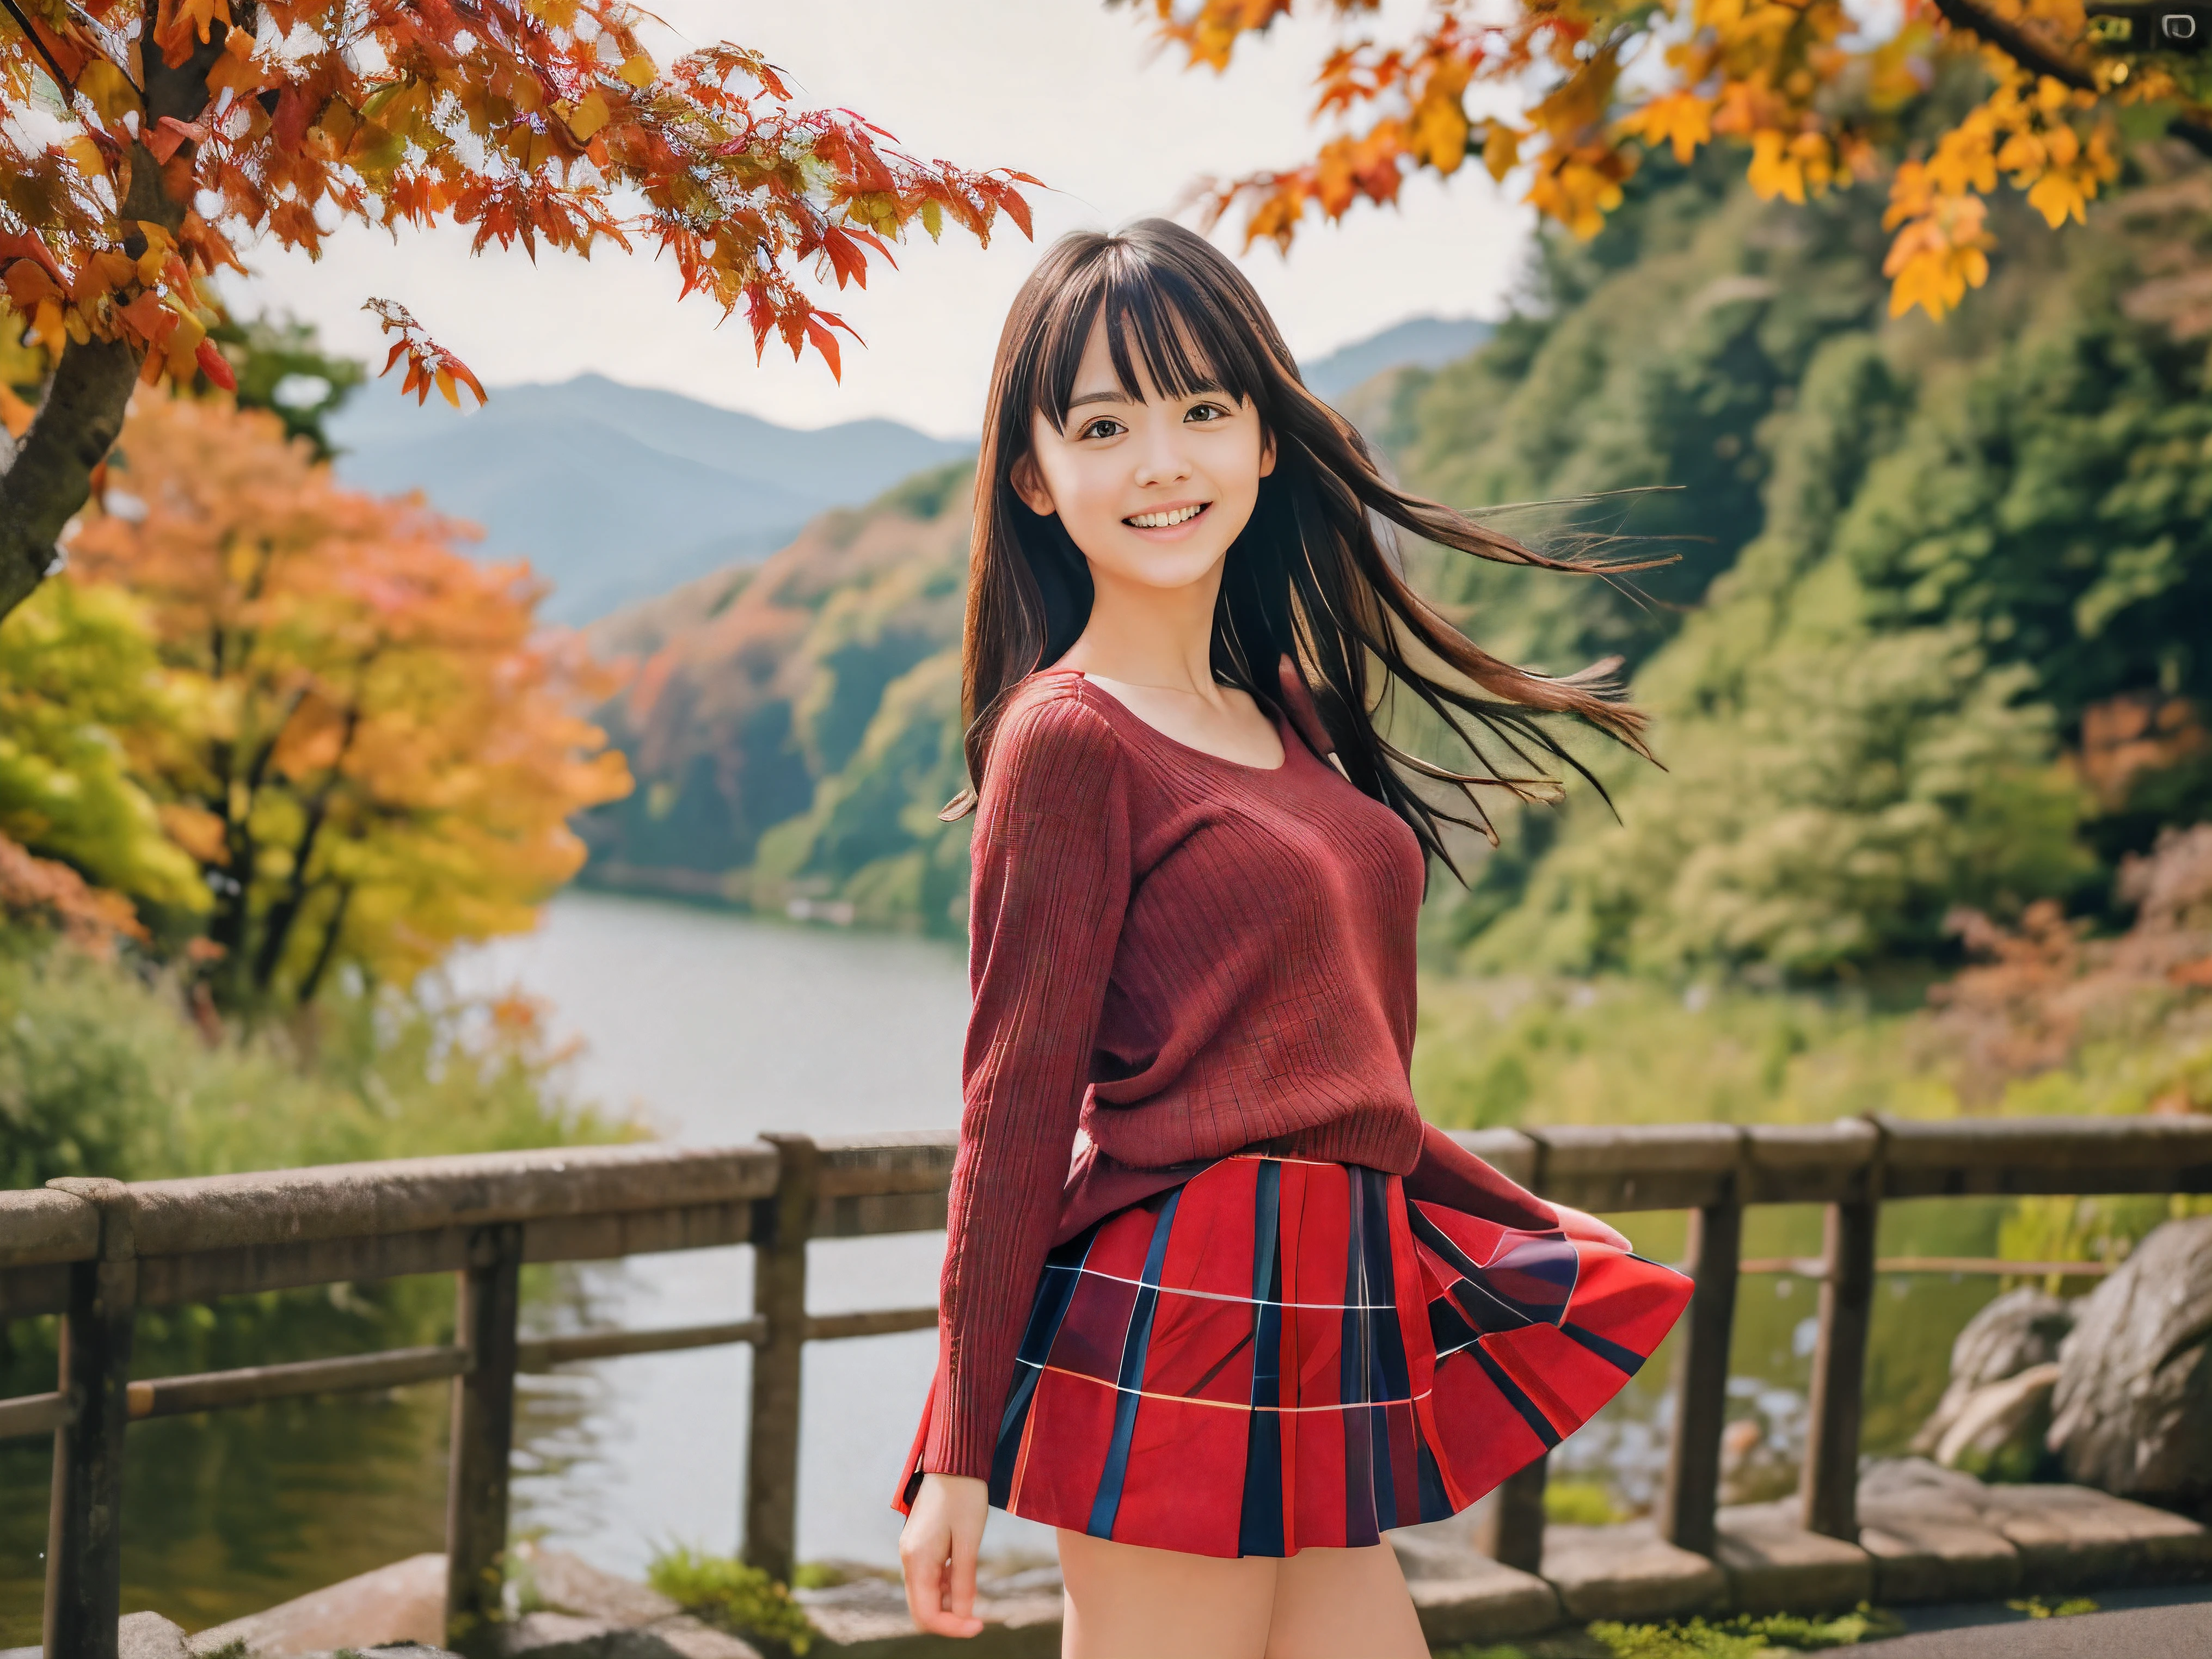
[920,661,1559,1481]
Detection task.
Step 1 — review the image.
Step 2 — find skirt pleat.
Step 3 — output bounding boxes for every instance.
[898,1153,1692,1558]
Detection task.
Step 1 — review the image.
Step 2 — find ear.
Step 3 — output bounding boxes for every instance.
[1258,426,1277,479]
[1009,451,1056,518]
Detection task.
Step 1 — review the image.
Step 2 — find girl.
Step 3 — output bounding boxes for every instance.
[894,219,1691,1658]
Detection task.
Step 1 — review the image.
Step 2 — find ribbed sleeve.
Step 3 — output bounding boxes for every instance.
[923,687,1132,1479]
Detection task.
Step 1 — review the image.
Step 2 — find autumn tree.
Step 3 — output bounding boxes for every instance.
[0,0,1035,624]
[1125,0,2210,319]
[65,390,631,1012]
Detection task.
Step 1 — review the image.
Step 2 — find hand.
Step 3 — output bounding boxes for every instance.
[1551,1202,1632,1254]
[899,1471,990,1638]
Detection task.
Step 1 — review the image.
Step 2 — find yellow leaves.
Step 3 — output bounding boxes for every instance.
[134,221,175,286]
[1410,78,1470,174]
[1528,144,1633,239]
[77,59,141,121]
[65,136,106,179]
[1483,122,1523,183]
[617,52,656,89]
[1882,162,1994,319]
[564,90,610,142]
[1623,90,1716,164]
[1747,129,1836,204]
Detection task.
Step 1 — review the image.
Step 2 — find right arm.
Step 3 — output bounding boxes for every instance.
[901,691,1130,1633]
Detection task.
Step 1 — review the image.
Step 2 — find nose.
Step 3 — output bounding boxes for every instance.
[1130,420,1192,490]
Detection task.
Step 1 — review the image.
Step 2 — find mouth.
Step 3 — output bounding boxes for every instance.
[1122,501,1211,530]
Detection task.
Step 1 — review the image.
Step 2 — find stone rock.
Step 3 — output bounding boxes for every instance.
[1389,1527,1563,1643]
[495,1612,761,1659]
[2050,1215,2212,1504]
[1911,1288,2075,1457]
[1713,1501,1874,1614]
[1539,1521,1725,1623]
[120,1613,191,1659]
[1933,1361,2061,1480]
[188,1554,448,1656]
[793,1574,1060,1657]
[512,1544,683,1627]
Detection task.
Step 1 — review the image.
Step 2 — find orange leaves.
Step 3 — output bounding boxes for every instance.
[364,298,487,409]
[1127,0,2201,323]
[63,392,634,999]
[0,3,1035,405]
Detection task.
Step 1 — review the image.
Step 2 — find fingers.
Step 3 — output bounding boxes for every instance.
[948,1504,981,1626]
[899,1513,985,1639]
[1553,1202,1632,1252]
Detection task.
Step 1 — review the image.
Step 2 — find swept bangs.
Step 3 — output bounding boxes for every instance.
[1027,244,1273,435]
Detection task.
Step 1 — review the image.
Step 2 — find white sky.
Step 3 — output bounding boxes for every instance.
[239,1,1535,439]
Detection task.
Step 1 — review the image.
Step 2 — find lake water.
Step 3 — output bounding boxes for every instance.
[0,890,2008,1638]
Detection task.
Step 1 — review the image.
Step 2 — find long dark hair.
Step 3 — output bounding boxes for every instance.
[948,217,1664,872]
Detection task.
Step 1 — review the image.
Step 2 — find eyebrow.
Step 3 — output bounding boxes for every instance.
[1066,382,1233,411]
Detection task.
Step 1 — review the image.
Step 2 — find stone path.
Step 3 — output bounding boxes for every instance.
[20,1460,2208,1658]
[1883,1594,2212,1657]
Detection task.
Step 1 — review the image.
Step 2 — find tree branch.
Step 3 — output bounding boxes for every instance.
[0,0,78,97]
[0,10,229,624]
[1931,0,2212,157]
[0,335,139,615]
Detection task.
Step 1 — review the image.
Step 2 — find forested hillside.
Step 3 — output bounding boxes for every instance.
[583,147,2211,984]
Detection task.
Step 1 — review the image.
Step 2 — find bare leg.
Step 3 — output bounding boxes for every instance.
[1058,1528,1279,1659]
[1264,1543,1429,1659]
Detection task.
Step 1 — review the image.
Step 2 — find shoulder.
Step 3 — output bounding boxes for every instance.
[983,675,1125,800]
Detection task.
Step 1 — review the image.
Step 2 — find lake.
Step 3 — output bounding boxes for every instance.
[0,890,2007,1637]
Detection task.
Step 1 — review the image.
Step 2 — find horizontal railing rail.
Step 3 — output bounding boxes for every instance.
[7,1114,2210,1657]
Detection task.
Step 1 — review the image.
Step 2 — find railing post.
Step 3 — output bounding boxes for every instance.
[44,1177,137,1659]
[1477,1452,1548,1572]
[1801,1199,1877,1540]
[744,1133,819,1584]
[446,1220,523,1653]
[1657,1196,1741,1558]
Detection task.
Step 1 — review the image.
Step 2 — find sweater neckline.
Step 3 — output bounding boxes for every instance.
[1038,669,1293,776]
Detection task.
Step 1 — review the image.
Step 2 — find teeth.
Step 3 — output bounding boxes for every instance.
[1127,504,1206,529]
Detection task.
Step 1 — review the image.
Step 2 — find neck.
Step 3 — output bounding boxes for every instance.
[1061,560,1224,693]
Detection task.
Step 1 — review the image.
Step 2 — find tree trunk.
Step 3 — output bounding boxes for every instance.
[0,14,229,624]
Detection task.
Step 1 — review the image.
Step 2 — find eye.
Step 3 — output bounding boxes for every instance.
[1184,401,1232,423]
[1078,416,1125,441]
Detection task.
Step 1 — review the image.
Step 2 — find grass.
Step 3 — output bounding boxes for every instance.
[646,1545,817,1655]
[2008,1596,2099,1618]
[0,939,633,1394]
[1545,1480,1625,1526]
[1440,1606,1908,1659]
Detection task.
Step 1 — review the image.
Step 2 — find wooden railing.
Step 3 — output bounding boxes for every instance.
[6,1114,2212,1657]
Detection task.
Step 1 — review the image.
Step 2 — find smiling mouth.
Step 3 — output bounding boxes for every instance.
[1124,502,1211,529]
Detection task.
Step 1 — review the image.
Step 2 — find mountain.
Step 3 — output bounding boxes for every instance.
[324,374,973,623]
[1299,316,1494,402]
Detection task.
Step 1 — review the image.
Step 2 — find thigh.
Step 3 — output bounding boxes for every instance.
[1058,1527,1279,1659]
[1264,1542,1429,1659]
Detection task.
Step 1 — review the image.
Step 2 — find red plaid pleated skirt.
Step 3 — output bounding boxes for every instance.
[896,1153,1692,1558]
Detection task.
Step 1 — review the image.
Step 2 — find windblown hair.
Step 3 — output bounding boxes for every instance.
[948,217,1666,873]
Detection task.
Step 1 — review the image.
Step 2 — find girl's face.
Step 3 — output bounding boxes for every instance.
[1010,314,1275,594]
